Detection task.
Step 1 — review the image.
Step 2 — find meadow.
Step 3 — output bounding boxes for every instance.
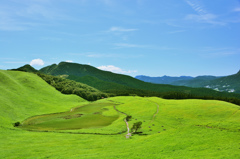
[1,70,240,158]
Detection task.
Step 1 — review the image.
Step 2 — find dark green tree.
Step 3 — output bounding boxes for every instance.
[126,115,132,121]
[131,121,142,133]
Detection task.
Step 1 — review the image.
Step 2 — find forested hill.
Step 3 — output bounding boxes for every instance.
[38,62,240,99]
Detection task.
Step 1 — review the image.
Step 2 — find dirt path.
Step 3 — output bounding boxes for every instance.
[141,100,160,129]
[113,106,131,138]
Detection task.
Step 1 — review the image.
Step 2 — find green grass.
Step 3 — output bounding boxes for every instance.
[1,70,240,158]
[0,70,87,128]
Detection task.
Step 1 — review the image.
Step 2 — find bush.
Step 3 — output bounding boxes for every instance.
[14,122,20,127]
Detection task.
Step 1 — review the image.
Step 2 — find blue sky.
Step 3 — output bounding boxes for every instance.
[0,0,240,77]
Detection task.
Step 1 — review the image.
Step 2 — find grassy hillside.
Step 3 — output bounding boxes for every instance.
[0,70,86,128]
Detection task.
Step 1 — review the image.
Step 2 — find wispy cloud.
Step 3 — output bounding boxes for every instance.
[0,1,71,31]
[97,65,137,74]
[108,26,138,32]
[184,0,225,25]
[114,43,148,48]
[113,43,176,51]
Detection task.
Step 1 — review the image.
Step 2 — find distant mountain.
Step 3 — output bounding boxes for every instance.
[136,71,240,94]
[203,70,240,94]
[171,75,220,87]
[135,75,193,84]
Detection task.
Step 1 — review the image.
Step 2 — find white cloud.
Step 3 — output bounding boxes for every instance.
[109,26,138,32]
[97,65,137,74]
[65,60,73,63]
[30,59,44,66]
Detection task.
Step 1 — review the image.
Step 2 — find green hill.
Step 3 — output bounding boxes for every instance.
[0,70,86,128]
[12,64,109,101]
[39,62,240,100]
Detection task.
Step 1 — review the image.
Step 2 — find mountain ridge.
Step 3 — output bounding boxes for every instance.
[136,71,240,94]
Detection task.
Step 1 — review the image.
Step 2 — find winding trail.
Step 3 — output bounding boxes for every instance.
[141,100,160,129]
[114,106,131,138]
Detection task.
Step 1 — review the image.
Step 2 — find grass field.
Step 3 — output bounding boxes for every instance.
[1,70,240,158]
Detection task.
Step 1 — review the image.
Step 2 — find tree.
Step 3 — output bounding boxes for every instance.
[131,121,142,133]
[126,115,132,121]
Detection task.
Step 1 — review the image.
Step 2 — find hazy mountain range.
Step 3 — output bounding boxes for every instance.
[136,70,240,94]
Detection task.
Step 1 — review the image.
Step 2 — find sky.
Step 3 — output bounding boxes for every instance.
[0,0,240,77]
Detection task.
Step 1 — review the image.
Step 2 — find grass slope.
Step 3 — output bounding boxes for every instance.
[1,70,240,158]
[0,70,86,128]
